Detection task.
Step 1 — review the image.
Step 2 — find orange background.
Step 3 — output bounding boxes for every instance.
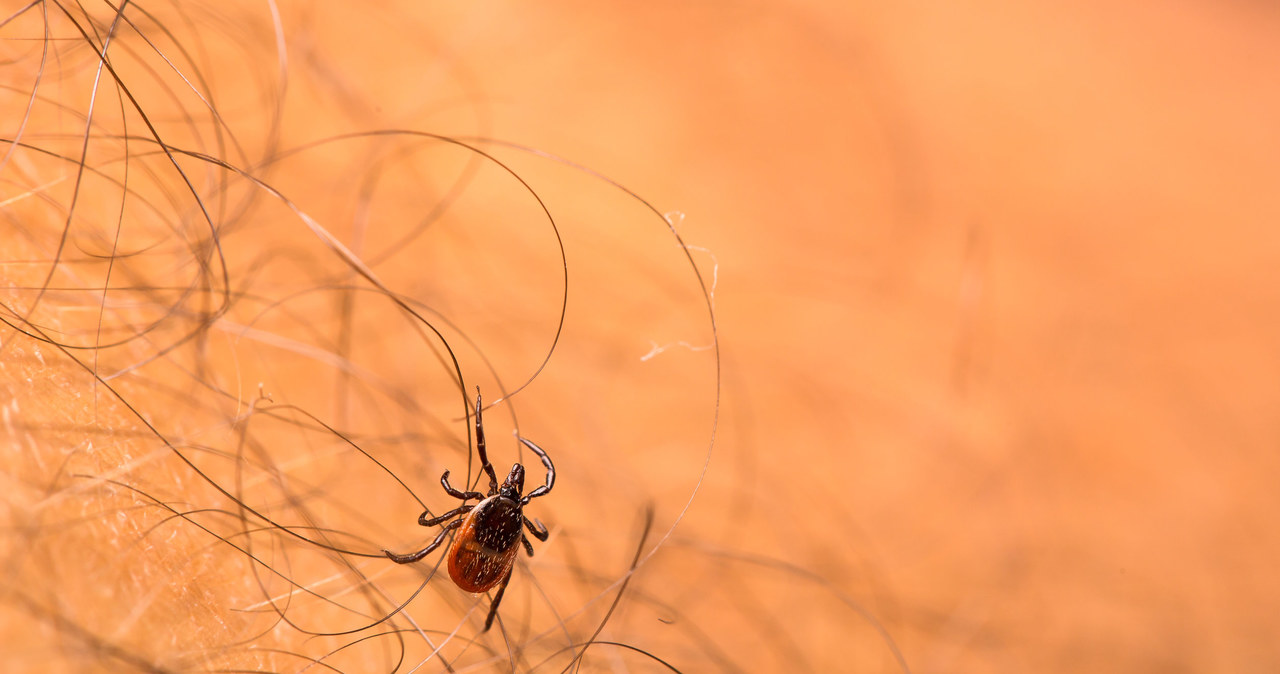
[2,2,1279,672]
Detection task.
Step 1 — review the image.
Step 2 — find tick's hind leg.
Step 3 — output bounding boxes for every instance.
[523,515,548,541]
[384,518,463,564]
[482,566,514,632]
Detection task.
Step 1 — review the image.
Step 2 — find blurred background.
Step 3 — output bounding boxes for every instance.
[2,1,1279,672]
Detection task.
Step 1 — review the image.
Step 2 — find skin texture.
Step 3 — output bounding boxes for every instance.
[4,2,1280,673]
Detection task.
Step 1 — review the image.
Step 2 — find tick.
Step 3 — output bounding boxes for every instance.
[384,388,554,632]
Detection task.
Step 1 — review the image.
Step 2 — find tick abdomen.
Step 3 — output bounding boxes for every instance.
[447,495,522,592]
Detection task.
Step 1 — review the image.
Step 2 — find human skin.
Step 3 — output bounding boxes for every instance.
[5,2,1280,673]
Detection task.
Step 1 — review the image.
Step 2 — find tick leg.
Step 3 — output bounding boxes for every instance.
[440,470,486,501]
[523,515,548,541]
[482,566,514,633]
[521,534,535,557]
[418,504,472,527]
[383,518,463,564]
[517,437,555,503]
[474,388,500,494]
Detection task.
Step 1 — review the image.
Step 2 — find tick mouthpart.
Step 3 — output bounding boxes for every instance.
[500,463,525,499]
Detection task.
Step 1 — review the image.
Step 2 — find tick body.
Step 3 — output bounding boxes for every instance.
[447,494,523,592]
[384,388,554,632]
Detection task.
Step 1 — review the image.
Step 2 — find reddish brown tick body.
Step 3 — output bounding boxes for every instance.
[383,389,554,632]
[447,493,524,592]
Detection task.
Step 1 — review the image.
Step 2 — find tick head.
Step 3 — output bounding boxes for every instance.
[500,463,525,499]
